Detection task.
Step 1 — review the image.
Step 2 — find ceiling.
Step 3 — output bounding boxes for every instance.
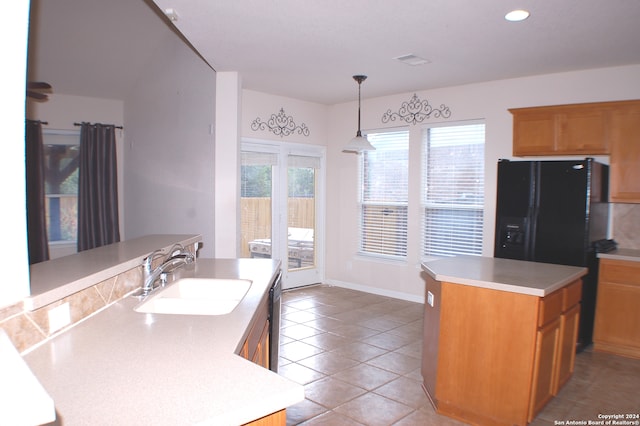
[28,0,640,105]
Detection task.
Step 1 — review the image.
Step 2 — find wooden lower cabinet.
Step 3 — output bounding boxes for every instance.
[239,295,284,425]
[242,409,286,426]
[594,259,640,359]
[240,294,270,369]
[422,279,581,425]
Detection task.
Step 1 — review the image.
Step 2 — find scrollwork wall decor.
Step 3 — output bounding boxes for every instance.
[381,94,452,125]
[251,108,310,138]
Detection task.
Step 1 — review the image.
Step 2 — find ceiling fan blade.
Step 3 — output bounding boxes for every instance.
[27,90,48,100]
[27,81,52,90]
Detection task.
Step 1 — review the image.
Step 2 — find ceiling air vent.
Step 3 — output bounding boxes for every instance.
[394,54,430,66]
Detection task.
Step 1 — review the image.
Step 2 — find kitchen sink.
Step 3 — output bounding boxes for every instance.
[133,278,252,315]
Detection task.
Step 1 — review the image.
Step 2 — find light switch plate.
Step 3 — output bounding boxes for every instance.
[427,291,434,307]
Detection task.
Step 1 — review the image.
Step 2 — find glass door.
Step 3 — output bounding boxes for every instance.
[240,142,324,289]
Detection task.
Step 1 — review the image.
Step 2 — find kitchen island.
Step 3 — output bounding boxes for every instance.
[23,258,304,425]
[421,256,587,426]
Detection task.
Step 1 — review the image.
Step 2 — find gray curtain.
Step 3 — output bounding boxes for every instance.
[77,122,120,251]
[25,119,50,264]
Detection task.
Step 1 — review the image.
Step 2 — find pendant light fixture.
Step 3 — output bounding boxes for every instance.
[343,75,376,153]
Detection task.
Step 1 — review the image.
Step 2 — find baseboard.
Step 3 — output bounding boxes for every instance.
[324,279,424,304]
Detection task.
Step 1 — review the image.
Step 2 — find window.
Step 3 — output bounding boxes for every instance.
[359,130,409,258]
[43,130,80,244]
[421,122,485,257]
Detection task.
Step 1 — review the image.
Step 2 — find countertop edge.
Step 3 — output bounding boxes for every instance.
[422,256,588,297]
[597,248,640,263]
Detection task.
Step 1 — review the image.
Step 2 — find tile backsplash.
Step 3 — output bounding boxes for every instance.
[612,203,640,249]
[0,266,142,353]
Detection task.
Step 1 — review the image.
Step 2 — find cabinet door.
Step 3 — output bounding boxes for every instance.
[528,318,560,423]
[594,259,640,357]
[555,304,580,392]
[512,110,557,156]
[251,319,270,369]
[609,104,640,203]
[557,108,609,154]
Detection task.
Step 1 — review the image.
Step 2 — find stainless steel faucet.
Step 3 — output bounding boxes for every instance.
[139,244,196,297]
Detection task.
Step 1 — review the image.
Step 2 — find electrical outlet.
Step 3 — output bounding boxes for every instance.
[48,302,71,333]
[427,291,435,307]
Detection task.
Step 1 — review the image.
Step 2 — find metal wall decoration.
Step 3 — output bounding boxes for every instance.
[251,108,310,138]
[381,94,452,125]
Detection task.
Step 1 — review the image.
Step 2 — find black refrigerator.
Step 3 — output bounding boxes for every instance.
[494,158,610,350]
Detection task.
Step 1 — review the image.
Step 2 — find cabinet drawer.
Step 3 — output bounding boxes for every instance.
[600,259,640,286]
[538,290,563,328]
[562,280,582,311]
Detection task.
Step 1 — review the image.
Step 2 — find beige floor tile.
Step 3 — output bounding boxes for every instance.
[298,410,366,425]
[302,316,344,332]
[297,351,361,375]
[365,351,421,375]
[360,330,415,351]
[281,323,323,340]
[304,376,367,409]
[333,392,414,426]
[400,405,468,425]
[280,340,325,362]
[373,376,431,409]
[279,362,326,385]
[329,341,388,363]
[331,363,399,391]
[283,310,320,323]
[355,316,405,332]
[286,398,327,426]
[328,323,381,340]
[300,332,351,351]
[282,285,640,426]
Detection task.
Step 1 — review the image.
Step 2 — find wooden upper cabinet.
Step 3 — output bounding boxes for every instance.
[511,100,640,203]
[609,102,640,203]
[510,102,612,156]
[511,109,557,155]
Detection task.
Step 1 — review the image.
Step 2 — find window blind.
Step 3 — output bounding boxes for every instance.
[359,130,409,258]
[422,123,485,257]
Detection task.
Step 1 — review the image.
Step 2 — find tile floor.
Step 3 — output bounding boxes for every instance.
[278,284,640,425]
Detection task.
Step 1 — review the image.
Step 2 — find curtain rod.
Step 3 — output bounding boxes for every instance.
[73,122,123,129]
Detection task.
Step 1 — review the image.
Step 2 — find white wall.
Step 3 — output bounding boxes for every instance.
[325,65,640,302]
[123,27,216,257]
[242,90,329,147]
[0,2,30,309]
[214,72,241,258]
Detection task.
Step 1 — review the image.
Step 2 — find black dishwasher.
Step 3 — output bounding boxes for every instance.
[268,271,282,373]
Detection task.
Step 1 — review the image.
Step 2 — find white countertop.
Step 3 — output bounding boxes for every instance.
[0,330,55,426]
[26,234,202,310]
[23,258,304,426]
[597,248,640,263]
[422,255,587,297]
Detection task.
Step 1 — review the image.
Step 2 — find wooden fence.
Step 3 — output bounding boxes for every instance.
[240,197,315,258]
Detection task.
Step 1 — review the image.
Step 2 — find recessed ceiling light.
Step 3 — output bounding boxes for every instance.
[394,54,430,66]
[505,9,530,22]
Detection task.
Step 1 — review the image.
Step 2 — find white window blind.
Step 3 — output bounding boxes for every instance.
[359,130,409,258]
[422,123,485,257]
